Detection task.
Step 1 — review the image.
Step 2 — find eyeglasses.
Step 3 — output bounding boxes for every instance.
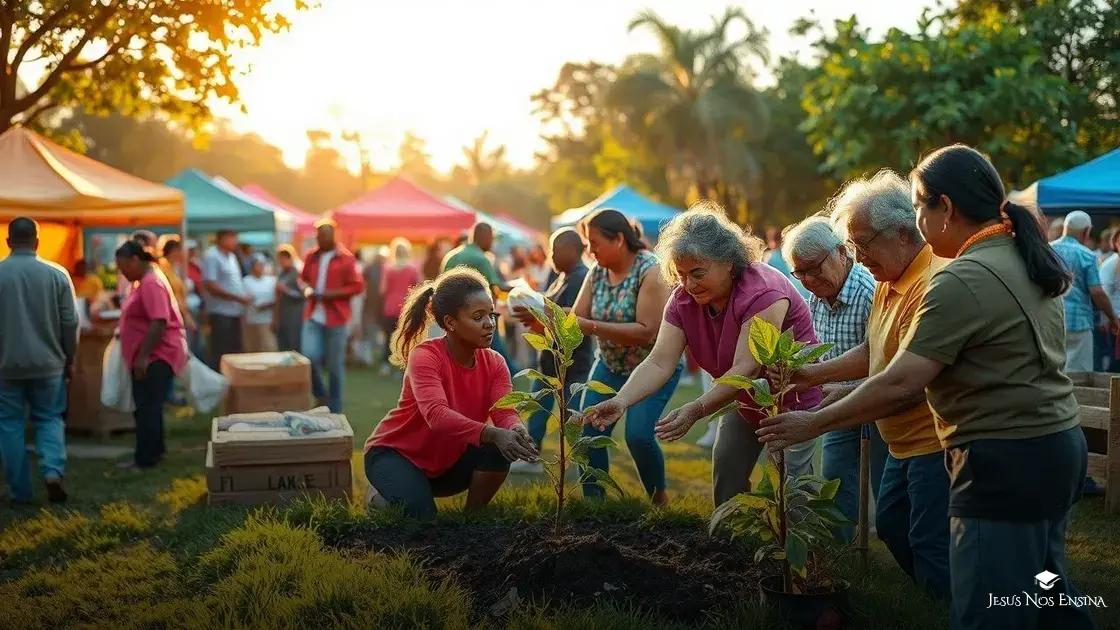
[791,251,832,280]
[845,227,888,257]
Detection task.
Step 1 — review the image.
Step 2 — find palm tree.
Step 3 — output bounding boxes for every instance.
[607,8,770,218]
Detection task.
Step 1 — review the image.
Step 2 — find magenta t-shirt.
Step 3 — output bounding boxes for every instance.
[381,263,422,319]
[665,263,823,423]
[120,270,188,372]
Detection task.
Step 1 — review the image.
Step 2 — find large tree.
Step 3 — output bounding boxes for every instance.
[605,8,771,219]
[0,0,305,134]
[798,0,1118,186]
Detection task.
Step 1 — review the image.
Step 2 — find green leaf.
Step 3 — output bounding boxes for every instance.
[514,368,562,390]
[584,466,625,498]
[751,378,774,407]
[792,343,833,365]
[762,459,781,495]
[748,317,781,365]
[818,478,841,501]
[557,310,583,354]
[575,435,615,451]
[735,492,772,510]
[563,420,582,447]
[493,391,533,410]
[709,497,743,535]
[786,532,809,577]
[585,380,617,395]
[524,333,551,352]
[777,330,796,361]
[514,400,547,419]
[714,374,755,391]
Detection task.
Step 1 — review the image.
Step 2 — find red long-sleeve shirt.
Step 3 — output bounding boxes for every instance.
[365,337,521,476]
[300,246,364,327]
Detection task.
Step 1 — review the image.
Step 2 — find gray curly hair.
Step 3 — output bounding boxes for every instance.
[654,200,765,284]
[828,169,923,242]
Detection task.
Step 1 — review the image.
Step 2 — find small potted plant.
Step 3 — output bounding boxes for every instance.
[493,298,623,530]
[708,317,850,629]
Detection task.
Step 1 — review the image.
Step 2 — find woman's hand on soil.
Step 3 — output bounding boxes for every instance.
[654,401,704,442]
[581,399,625,430]
[755,410,820,451]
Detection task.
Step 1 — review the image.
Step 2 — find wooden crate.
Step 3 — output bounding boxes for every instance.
[66,326,135,440]
[209,412,354,467]
[1068,372,1120,513]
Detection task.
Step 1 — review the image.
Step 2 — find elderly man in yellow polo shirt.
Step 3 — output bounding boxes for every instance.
[783,170,950,599]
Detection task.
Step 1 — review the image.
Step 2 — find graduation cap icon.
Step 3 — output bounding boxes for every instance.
[1035,570,1061,591]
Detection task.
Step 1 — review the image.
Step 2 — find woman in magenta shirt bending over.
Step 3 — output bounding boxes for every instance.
[364,267,537,519]
[116,240,188,470]
[582,203,822,506]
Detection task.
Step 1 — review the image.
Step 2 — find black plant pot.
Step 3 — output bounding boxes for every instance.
[759,575,849,630]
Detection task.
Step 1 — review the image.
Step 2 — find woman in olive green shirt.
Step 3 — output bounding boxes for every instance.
[760,145,1093,630]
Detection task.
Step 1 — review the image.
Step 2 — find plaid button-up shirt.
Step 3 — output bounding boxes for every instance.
[1051,236,1101,333]
[808,263,875,371]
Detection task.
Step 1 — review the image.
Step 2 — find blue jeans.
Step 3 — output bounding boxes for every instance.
[579,360,682,499]
[823,423,888,542]
[526,366,591,448]
[876,451,952,599]
[0,376,67,502]
[302,320,348,413]
[950,508,1095,630]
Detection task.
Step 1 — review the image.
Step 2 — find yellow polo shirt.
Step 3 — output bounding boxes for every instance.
[867,244,945,459]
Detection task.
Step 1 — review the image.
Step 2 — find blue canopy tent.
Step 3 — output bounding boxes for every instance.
[166,169,293,244]
[1011,148,1120,214]
[552,185,681,243]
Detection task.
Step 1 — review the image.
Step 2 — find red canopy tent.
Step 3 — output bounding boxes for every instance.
[329,176,476,245]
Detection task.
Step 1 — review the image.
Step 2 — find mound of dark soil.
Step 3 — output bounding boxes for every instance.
[326,518,761,622]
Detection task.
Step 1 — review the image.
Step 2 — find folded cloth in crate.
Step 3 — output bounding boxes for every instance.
[218,407,338,436]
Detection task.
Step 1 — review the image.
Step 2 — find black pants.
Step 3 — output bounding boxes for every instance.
[131,360,173,468]
[365,444,510,519]
[208,314,243,369]
[381,315,400,364]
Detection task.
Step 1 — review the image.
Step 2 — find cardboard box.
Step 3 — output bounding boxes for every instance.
[207,486,350,506]
[210,413,354,467]
[225,383,311,415]
[205,443,352,493]
[220,352,311,387]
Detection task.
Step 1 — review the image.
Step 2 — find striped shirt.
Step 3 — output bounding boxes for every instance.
[1050,236,1101,332]
[808,263,875,373]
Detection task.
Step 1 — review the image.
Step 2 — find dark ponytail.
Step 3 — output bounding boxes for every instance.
[911,144,1072,298]
[580,208,647,252]
[389,267,490,368]
[115,239,156,263]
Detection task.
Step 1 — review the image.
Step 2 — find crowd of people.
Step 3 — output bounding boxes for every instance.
[0,141,1103,628]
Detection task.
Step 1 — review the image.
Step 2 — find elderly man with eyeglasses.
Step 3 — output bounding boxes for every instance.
[779,170,952,600]
[782,216,885,544]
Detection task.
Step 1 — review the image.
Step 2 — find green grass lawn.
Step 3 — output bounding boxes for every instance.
[1,365,1117,629]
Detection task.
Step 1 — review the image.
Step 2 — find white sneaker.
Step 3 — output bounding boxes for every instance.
[509,460,545,474]
[695,422,718,448]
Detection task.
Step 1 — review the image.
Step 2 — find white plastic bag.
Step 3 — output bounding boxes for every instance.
[180,355,228,413]
[507,285,546,314]
[100,338,135,412]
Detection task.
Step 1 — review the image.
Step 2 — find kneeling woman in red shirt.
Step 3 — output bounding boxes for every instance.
[364,267,538,519]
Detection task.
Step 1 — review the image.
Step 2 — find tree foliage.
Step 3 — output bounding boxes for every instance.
[799,0,1119,186]
[0,0,308,135]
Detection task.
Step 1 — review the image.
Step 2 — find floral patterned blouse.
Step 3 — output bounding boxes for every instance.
[589,250,660,375]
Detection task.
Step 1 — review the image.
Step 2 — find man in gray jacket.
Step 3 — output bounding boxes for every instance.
[0,217,78,504]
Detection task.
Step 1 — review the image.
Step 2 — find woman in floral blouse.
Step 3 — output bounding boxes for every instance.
[572,209,680,505]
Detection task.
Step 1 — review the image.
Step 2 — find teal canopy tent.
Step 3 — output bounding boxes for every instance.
[167,169,292,238]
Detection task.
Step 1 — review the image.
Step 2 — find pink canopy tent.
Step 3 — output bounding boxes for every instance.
[329,176,477,245]
[241,183,319,248]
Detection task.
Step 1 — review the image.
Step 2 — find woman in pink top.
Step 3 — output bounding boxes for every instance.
[581,203,823,506]
[115,240,187,470]
[380,237,422,372]
[365,267,537,519]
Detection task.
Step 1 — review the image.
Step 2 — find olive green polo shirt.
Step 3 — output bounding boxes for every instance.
[903,235,1080,448]
[441,243,501,287]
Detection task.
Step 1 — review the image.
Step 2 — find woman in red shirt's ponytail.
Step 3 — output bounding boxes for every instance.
[366,267,538,519]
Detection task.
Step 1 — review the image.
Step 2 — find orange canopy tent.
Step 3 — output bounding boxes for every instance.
[0,126,183,268]
[330,176,476,246]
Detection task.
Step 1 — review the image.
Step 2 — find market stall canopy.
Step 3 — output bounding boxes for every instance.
[330,176,476,244]
[552,185,681,243]
[166,169,282,235]
[1010,147,1120,214]
[0,126,182,224]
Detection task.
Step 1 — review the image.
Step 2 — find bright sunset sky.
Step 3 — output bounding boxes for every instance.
[221,1,933,173]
